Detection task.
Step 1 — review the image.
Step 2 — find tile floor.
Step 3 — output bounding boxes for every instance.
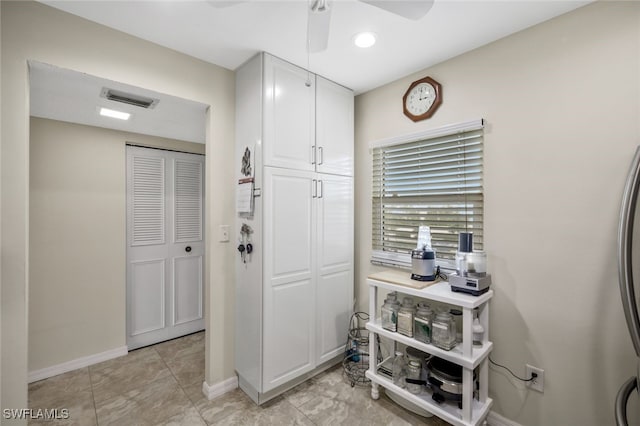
[28,332,451,425]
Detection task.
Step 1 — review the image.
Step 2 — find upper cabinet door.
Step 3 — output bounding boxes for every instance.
[263,54,316,172]
[316,77,354,177]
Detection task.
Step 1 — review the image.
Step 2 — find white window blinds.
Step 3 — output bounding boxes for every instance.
[371,120,484,269]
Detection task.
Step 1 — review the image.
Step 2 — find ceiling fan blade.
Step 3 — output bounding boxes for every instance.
[360,0,434,20]
[307,4,332,53]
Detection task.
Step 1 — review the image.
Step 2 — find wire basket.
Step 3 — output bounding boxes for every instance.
[343,312,371,387]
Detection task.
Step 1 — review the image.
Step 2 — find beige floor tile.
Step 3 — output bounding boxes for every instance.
[186,387,256,424]
[94,374,198,426]
[295,366,446,426]
[28,367,92,407]
[28,368,97,426]
[211,396,314,426]
[162,405,207,426]
[154,331,204,362]
[89,347,172,404]
[164,347,205,388]
[28,389,97,426]
[282,374,323,408]
[27,332,454,426]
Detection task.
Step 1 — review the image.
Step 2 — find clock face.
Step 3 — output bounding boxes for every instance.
[406,82,436,116]
[402,76,442,122]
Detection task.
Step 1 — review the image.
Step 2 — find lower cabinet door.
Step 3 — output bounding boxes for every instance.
[262,279,315,391]
[316,269,353,364]
[262,167,316,391]
[315,174,353,364]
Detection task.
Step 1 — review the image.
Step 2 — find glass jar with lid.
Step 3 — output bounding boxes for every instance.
[392,351,406,388]
[397,297,416,337]
[381,292,401,332]
[450,309,463,344]
[413,302,433,344]
[473,307,485,346]
[432,311,457,350]
[406,360,423,394]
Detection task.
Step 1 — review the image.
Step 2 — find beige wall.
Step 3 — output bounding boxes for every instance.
[1,1,235,417]
[355,2,640,425]
[29,117,204,372]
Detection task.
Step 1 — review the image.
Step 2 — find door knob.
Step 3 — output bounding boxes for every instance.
[185,246,192,253]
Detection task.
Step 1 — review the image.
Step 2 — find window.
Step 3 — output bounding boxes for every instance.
[371,119,484,269]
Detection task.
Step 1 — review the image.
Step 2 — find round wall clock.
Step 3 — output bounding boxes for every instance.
[402,76,442,122]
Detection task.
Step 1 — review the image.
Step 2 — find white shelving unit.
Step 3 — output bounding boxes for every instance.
[366,269,493,426]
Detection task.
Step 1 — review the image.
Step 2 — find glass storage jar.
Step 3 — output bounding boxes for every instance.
[413,302,433,344]
[381,292,401,332]
[450,309,463,344]
[473,307,485,346]
[392,351,406,388]
[406,360,423,394]
[397,297,416,337]
[432,311,457,351]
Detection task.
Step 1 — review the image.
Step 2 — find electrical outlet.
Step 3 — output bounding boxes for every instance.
[526,364,544,393]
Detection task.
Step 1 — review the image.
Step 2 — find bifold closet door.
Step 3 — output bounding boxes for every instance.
[126,146,205,350]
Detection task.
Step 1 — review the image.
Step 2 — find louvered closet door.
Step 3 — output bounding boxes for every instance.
[126,146,205,350]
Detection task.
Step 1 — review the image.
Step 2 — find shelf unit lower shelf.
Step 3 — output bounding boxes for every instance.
[365,370,493,426]
[366,320,493,369]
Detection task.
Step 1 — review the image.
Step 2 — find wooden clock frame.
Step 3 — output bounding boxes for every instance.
[402,76,443,122]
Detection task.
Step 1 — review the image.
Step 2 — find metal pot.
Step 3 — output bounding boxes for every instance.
[426,357,464,405]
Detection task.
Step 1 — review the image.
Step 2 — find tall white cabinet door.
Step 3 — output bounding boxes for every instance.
[126,147,205,350]
[262,167,316,391]
[316,77,354,177]
[315,174,354,364]
[263,54,316,172]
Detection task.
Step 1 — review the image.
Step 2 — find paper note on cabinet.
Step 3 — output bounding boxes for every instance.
[237,179,253,214]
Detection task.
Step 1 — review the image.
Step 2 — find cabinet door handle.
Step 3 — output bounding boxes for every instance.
[318,180,323,198]
[311,145,316,165]
[312,179,317,198]
[318,146,324,165]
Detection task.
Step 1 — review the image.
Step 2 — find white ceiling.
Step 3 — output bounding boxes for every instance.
[40,0,593,95]
[31,0,592,143]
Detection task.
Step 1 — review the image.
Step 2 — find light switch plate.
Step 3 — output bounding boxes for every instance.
[219,225,230,242]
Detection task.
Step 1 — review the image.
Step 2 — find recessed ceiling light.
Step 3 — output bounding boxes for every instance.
[99,107,130,120]
[353,32,376,48]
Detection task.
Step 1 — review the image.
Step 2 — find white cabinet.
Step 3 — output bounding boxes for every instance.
[316,76,354,177]
[262,168,316,390]
[235,52,354,404]
[263,55,353,177]
[366,270,493,426]
[262,168,354,387]
[263,55,315,172]
[315,174,353,364]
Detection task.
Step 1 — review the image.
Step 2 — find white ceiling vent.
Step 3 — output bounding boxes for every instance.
[101,88,159,109]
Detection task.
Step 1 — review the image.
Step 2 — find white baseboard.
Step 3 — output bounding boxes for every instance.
[487,410,523,426]
[202,375,238,401]
[28,346,128,383]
